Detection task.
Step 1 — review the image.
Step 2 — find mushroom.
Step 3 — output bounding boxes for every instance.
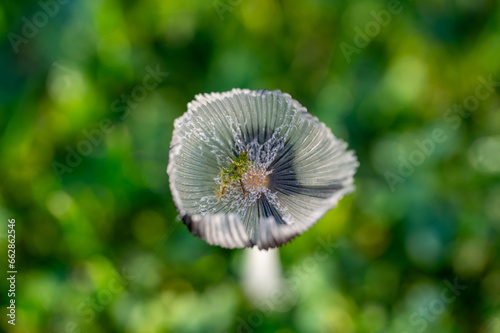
[167,89,358,250]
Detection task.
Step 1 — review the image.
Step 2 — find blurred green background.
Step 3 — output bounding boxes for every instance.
[1,0,500,332]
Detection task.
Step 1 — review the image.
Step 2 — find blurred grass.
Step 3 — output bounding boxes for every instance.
[1,0,500,332]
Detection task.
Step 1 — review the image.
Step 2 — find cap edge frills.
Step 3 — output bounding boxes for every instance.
[255,183,356,250]
[166,111,190,219]
[182,213,254,249]
[189,88,288,111]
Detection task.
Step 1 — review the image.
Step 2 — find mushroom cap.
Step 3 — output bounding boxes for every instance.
[167,89,358,249]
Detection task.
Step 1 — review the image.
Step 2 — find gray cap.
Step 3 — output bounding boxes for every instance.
[167,89,358,249]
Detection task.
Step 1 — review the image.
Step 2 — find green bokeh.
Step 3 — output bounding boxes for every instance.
[1,0,499,332]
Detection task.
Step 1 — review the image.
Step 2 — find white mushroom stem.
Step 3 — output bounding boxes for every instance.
[242,247,283,308]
